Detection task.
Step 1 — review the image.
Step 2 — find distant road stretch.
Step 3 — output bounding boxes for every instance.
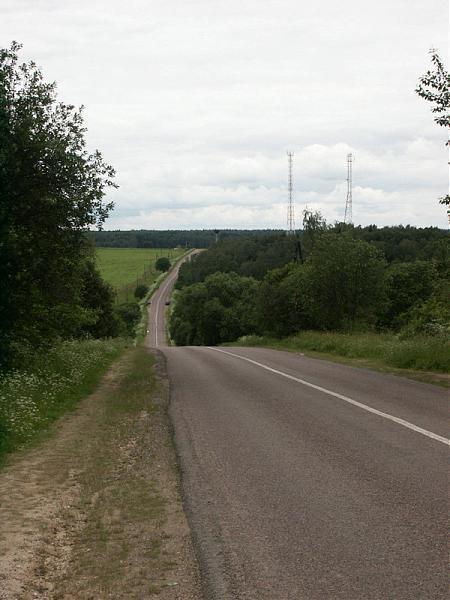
[146,264,449,600]
[146,250,198,348]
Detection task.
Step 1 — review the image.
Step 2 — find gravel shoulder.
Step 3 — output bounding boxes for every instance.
[0,347,202,599]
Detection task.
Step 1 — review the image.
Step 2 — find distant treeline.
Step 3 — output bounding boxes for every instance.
[176,224,448,286]
[89,229,279,248]
[90,225,447,261]
[170,215,449,347]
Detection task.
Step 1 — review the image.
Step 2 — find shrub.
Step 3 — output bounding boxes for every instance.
[155,257,171,272]
[134,284,149,300]
[115,303,141,336]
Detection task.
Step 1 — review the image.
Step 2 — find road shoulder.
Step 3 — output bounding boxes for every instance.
[0,347,202,599]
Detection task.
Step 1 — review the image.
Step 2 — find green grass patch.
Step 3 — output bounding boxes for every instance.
[231,331,450,384]
[96,247,184,303]
[0,337,128,461]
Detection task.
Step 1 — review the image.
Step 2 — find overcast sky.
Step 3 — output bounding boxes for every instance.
[2,0,448,229]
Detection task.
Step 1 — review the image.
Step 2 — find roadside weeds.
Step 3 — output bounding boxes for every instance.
[0,347,202,599]
[229,334,449,388]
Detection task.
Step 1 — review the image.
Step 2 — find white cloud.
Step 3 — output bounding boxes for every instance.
[1,0,448,229]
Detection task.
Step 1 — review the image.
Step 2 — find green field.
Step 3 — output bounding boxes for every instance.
[96,248,185,303]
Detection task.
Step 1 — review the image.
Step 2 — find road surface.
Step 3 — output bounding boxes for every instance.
[146,266,449,600]
[146,250,198,348]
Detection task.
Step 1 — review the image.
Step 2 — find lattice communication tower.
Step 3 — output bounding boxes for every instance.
[344,153,353,224]
[287,151,295,233]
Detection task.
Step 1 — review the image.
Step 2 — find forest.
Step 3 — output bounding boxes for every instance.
[90,229,279,248]
[170,214,449,360]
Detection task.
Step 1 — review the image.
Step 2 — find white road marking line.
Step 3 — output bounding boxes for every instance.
[208,347,450,447]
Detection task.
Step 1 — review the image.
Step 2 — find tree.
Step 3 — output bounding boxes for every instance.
[0,42,116,366]
[378,261,438,329]
[80,260,120,338]
[256,263,307,337]
[134,284,149,299]
[114,302,141,337]
[303,233,386,330]
[301,209,328,258]
[416,50,449,206]
[170,272,258,345]
[155,256,171,272]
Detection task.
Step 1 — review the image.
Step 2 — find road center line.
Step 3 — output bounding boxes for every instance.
[208,347,450,446]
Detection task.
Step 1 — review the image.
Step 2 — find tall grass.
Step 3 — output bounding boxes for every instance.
[234,331,450,373]
[0,338,128,460]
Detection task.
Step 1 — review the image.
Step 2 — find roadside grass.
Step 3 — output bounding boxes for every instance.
[0,338,128,462]
[96,247,184,303]
[230,331,450,387]
[51,347,182,597]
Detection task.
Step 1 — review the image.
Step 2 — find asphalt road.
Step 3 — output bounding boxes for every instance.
[146,269,449,600]
[146,251,198,348]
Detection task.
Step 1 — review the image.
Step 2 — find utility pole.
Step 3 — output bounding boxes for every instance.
[287,151,295,234]
[344,153,353,224]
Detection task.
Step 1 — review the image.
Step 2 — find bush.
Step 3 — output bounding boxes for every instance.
[115,303,141,336]
[378,261,438,329]
[134,284,149,300]
[399,280,450,337]
[155,257,171,272]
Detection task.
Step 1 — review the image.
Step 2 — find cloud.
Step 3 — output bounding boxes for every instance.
[1,0,448,229]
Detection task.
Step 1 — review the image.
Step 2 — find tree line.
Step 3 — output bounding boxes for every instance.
[89,229,281,249]
[170,215,449,346]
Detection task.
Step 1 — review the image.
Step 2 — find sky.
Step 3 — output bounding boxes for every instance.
[1,0,448,230]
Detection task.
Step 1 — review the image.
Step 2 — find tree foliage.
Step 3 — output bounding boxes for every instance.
[0,42,116,366]
[170,272,258,345]
[302,234,386,329]
[134,284,149,299]
[378,261,438,330]
[90,229,281,248]
[170,227,448,346]
[176,234,300,288]
[416,50,450,129]
[155,256,171,272]
[416,50,449,205]
[256,264,306,337]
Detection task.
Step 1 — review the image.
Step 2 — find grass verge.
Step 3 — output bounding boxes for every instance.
[0,337,128,462]
[52,347,171,597]
[230,331,450,387]
[0,347,201,598]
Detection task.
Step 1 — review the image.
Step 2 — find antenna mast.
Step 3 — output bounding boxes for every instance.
[344,153,353,224]
[287,151,295,234]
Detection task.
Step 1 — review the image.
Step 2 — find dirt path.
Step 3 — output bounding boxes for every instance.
[0,348,202,599]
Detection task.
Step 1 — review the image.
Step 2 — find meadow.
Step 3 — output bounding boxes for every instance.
[96,247,185,303]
